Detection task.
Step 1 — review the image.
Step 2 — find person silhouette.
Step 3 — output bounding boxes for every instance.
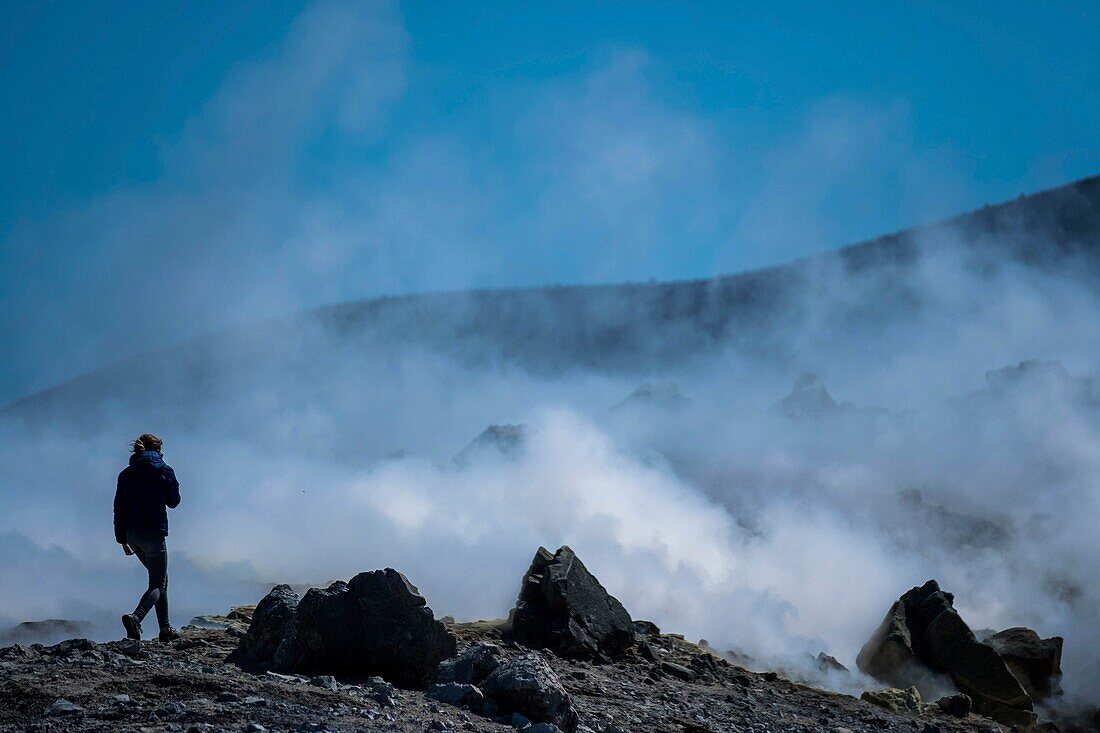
[113,433,181,642]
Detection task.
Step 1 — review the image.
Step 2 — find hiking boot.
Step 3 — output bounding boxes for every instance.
[158,627,180,642]
[121,614,142,640]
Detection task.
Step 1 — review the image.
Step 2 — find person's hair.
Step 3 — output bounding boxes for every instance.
[131,433,163,453]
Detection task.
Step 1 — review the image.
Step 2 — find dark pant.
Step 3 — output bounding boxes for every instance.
[127,531,170,630]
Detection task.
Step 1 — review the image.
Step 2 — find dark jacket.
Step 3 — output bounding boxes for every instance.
[113,451,181,544]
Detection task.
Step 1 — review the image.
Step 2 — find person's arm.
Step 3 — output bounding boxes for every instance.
[113,471,128,545]
[162,465,181,509]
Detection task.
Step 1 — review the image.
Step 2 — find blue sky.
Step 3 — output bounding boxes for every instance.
[1,0,1098,401]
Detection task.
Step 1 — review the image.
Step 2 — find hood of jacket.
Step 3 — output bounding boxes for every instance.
[129,450,166,471]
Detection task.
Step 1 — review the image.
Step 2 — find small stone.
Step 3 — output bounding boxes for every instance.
[46,699,83,717]
[245,725,266,733]
[503,712,531,729]
[310,675,338,690]
[266,671,299,683]
[243,696,266,706]
[111,694,132,705]
[216,691,240,702]
[527,725,563,733]
[157,701,187,716]
[935,693,972,718]
[427,682,485,710]
[659,661,698,681]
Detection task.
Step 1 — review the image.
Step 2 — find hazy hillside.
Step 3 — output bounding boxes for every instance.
[7,174,1100,422]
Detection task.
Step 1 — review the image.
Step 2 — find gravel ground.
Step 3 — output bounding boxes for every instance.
[0,618,1011,733]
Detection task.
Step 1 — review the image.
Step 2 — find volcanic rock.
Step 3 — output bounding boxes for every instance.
[46,699,83,717]
[480,654,578,732]
[435,642,502,685]
[610,381,691,411]
[857,580,1035,731]
[861,686,927,715]
[773,373,839,417]
[937,694,973,718]
[238,584,301,668]
[509,546,634,659]
[0,619,92,645]
[235,570,456,689]
[426,682,485,710]
[292,569,456,688]
[984,627,1063,701]
[453,424,528,465]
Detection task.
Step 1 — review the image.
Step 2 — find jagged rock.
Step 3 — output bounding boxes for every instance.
[45,699,82,717]
[235,571,455,689]
[659,660,698,681]
[816,652,848,673]
[985,628,1063,702]
[936,693,972,718]
[237,584,301,669]
[633,620,660,636]
[228,605,256,622]
[453,424,528,465]
[985,360,1070,392]
[292,569,456,689]
[856,597,922,682]
[435,643,502,685]
[481,654,578,732]
[899,489,1008,550]
[857,580,1035,731]
[426,682,485,710]
[362,676,399,707]
[0,619,91,645]
[861,687,927,715]
[610,381,691,411]
[773,373,838,418]
[510,546,634,659]
[309,675,337,690]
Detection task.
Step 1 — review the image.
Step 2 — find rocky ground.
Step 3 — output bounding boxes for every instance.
[0,616,1011,733]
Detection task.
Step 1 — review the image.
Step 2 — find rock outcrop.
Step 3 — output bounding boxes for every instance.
[509,546,634,660]
[237,584,300,669]
[236,570,455,689]
[481,654,578,732]
[452,424,528,465]
[428,641,578,732]
[0,619,92,646]
[984,627,1063,702]
[610,381,691,411]
[434,642,503,685]
[857,580,1036,731]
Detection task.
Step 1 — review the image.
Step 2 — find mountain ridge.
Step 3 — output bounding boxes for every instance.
[6,173,1100,418]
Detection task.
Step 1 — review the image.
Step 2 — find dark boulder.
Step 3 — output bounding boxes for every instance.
[509,546,634,659]
[985,627,1063,701]
[936,693,973,718]
[815,652,848,674]
[427,682,485,710]
[856,598,923,684]
[481,654,578,732]
[857,580,1035,731]
[292,569,456,689]
[237,585,301,669]
[234,570,456,690]
[435,643,502,685]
